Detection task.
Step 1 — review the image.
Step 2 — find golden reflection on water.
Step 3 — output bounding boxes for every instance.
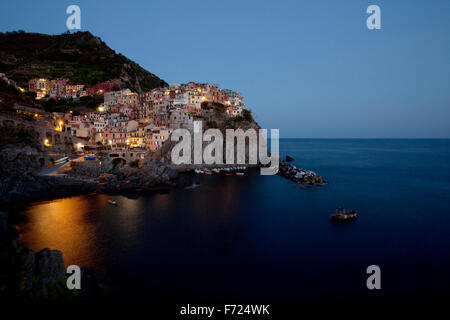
[17,195,101,267]
[15,178,242,273]
[16,193,170,270]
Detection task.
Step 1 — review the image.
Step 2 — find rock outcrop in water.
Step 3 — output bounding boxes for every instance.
[278,161,326,185]
[285,155,295,162]
[98,159,178,192]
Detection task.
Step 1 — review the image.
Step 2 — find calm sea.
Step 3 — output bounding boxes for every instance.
[13,139,450,300]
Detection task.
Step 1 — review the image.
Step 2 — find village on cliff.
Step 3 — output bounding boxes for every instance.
[1,73,248,155]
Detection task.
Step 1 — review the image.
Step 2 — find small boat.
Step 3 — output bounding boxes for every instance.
[108,199,117,205]
[84,155,96,160]
[194,169,203,174]
[330,207,357,222]
[204,169,213,175]
[225,173,232,176]
[54,156,69,164]
[236,172,245,176]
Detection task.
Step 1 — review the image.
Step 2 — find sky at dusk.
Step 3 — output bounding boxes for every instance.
[1,0,449,138]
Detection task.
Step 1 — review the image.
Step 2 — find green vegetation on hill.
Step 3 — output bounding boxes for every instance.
[0,80,38,110]
[0,31,167,92]
[241,109,254,122]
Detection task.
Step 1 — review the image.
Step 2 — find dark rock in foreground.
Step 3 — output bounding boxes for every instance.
[33,248,66,298]
[20,248,101,300]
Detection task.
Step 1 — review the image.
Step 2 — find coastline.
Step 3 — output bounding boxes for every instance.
[1,149,327,302]
[1,158,327,209]
[7,139,450,301]
[0,159,177,208]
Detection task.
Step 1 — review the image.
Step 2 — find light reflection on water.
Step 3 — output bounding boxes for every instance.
[16,193,158,274]
[14,171,263,299]
[12,140,450,300]
[16,195,105,270]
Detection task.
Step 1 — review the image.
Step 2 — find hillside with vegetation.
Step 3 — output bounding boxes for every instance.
[0,79,38,110]
[0,30,167,92]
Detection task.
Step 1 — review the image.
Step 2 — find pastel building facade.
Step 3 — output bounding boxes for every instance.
[146,127,173,152]
[169,108,193,130]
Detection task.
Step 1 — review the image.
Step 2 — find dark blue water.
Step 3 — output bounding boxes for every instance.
[15,139,450,300]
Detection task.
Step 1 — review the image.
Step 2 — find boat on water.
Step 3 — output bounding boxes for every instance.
[236,172,245,176]
[212,168,220,173]
[330,207,357,222]
[225,173,232,176]
[108,199,117,205]
[194,169,203,174]
[204,169,213,175]
[84,155,96,160]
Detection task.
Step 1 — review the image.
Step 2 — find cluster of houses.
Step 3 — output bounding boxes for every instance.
[28,78,116,100]
[26,78,247,152]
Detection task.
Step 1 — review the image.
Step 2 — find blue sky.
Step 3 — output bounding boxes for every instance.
[1,0,449,138]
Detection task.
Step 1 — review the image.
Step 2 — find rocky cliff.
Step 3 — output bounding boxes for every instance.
[153,102,261,169]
